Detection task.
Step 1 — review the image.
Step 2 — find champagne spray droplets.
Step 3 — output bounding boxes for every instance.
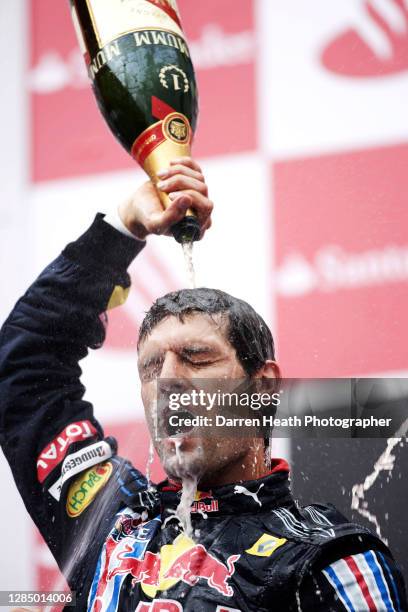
[351,418,408,543]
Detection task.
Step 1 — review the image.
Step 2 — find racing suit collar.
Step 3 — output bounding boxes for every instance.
[159,458,292,516]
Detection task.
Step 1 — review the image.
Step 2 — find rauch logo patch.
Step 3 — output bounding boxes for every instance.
[66,461,112,518]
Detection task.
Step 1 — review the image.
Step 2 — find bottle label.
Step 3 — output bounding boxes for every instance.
[131,112,192,167]
[131,111,192,212]
[85,0,184,48]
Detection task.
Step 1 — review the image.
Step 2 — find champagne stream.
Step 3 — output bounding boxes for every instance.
[182,241,196,289]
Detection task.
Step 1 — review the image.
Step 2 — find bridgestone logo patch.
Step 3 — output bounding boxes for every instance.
[48,441,112,501]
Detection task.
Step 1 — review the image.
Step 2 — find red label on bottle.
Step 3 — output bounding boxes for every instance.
[131,121,166,167]
[131,112,191,167]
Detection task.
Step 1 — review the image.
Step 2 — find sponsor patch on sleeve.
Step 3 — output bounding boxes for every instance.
[47,440,113,501]
[66,461,113,518]
[37,420,98,483]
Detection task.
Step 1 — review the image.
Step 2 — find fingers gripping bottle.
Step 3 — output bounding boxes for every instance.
[69,0,200,243]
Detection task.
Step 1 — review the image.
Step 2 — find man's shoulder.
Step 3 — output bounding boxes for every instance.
[263,500,375,543]
[256,501,406,609]
[258,499,391,566]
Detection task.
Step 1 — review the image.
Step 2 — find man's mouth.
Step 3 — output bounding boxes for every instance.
[163,407,196,437]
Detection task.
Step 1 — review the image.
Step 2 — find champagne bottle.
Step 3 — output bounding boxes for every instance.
[69,0,200,243]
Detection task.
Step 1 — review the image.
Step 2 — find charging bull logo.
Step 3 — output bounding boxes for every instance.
[88,529,240,611]
[110,534,239,598]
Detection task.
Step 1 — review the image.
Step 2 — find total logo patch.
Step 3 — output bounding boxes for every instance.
[245,533,287,557]
[66,461,112,518]
[37,420,97,483]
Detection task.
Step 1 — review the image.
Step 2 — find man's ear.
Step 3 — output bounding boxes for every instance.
[255,360,282,380]
[250,361,282,397]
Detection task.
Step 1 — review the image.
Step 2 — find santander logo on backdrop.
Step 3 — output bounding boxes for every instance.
[322,0,408,77]
[276,243,408,298]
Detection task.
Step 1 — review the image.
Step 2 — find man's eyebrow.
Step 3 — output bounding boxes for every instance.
[139,353,163,370]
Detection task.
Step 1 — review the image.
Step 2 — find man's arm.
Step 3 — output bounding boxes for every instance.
[0,158,212,582]
[300,549,407,611]
[0,214,144,577]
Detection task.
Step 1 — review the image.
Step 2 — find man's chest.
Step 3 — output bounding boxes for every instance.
[86,508,290,612]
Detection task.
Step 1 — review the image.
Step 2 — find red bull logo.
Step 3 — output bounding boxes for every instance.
[160,543,239,597]
[191,490,219,513]
[108,546,161,585]
[108,534,239,598]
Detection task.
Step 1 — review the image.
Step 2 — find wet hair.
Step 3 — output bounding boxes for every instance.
[138,288,275,376]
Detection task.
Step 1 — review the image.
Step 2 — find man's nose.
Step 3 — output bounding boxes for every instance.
[159,351,185,380]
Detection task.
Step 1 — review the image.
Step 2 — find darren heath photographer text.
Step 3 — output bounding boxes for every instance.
[167,413,393,430]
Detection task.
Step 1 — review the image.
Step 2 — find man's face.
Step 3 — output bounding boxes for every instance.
[137,312,254,485]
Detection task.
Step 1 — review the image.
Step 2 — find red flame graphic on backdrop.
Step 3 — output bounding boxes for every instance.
[322,0,408,77]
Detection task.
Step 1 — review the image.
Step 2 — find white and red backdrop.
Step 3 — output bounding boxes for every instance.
[1,0,408,592]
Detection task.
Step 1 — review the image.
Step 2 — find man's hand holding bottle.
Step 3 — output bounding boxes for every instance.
[118,157,213,241]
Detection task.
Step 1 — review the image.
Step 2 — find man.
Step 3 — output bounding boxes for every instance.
[0,158,406,612]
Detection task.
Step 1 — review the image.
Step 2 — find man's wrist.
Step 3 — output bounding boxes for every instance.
[103,209,145,242]
[117,200,149,241]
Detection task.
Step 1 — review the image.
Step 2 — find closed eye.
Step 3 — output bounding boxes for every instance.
[188,359,215,367]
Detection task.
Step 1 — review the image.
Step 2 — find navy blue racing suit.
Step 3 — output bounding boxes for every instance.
[0,215,406,611]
